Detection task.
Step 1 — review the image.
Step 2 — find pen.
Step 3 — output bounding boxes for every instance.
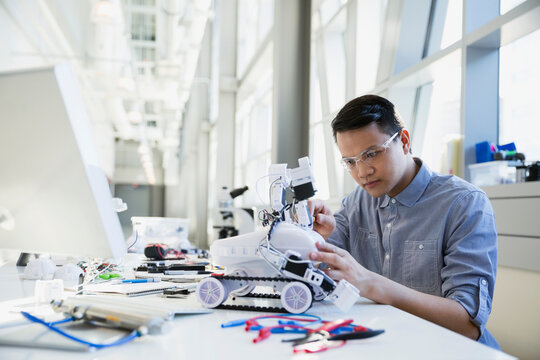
[121,278,161,283]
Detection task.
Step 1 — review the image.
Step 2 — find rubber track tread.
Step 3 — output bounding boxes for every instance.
[213,275,295,312]
[216,304,286,313]
[241,293,281,299]
[212,275,291,282]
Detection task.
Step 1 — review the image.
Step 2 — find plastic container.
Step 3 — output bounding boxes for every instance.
[128,217,191,253]
[475,141,494,163]
[468,161,517,187]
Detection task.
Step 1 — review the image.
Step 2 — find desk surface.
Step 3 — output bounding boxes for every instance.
[0,264,516,360]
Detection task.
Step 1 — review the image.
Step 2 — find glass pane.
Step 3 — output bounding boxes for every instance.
[332,139,344,194]
[499,28,540,162]
[319,0,346,25]
[244,155,271,206]
[130,12,156,41]
[419,64,461,174]
[237,0,274,75]
[132,0,155,6]
[208,127,218,210]
[234,120,241,166]
[356,0,387,94]
[309,49,322,125]
[235,68,273,207]
[247,94,272,158]
[310,124,330,200]
[323,10,346,112]
[237,0,258,74]
[440,0,462,49]
[258,0,274,43]
[500,0,526,14]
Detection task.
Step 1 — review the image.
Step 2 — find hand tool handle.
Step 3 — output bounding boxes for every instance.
[314,319,354,333]
[329,329,385,341]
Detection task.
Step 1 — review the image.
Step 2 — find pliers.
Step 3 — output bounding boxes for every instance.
[282,318,355,345]
[283,318,385,354]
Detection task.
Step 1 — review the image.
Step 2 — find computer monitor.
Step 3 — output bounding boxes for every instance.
[0,64,127,260]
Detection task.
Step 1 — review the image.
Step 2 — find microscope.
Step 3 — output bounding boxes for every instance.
[197,157,360,314]
[214,186,255,239]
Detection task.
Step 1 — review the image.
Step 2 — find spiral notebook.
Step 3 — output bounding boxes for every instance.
[83,281,176,297]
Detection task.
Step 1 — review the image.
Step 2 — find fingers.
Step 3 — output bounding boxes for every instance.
[312,213,336,240]
[308,199,333,216]
[323,268,345,281]
[315,241,346,257]
[307,199,315,215]
[310,248,346,271]
[314,213,335,228]
[312,223,328,238]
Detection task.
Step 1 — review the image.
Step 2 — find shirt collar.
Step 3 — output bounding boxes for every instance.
[379,158,432,208]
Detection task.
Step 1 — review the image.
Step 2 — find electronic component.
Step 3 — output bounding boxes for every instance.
[144,243,184,260]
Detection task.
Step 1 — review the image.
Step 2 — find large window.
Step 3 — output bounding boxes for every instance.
[234,0,274,208]
[356,0,387,94]
[309,2,351,202]
[235,72,273,207]
[237,0,274,76]
[499,28,540,162]
[418,58,462,174]
[439,0,462,49]
[321,9,347,113]
[500,0,527,14]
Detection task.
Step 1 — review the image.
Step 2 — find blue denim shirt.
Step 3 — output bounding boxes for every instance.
[328,158,499,349]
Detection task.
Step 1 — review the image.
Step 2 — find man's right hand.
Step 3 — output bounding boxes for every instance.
[307,199,336,239]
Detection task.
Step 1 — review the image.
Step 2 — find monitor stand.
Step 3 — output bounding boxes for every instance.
[16,252,38,267]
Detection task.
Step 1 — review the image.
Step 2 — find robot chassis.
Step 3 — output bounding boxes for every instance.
[196,157,359,314]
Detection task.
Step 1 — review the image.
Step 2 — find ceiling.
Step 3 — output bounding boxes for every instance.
[2,0,212,184]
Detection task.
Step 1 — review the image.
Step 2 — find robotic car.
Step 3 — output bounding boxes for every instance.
[196,157,360,314]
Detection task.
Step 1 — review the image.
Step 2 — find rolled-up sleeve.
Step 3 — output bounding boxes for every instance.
[441,191,499,348]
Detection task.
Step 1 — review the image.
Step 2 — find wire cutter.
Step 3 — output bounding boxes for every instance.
[283,319,385,354]
[282,318,354,345]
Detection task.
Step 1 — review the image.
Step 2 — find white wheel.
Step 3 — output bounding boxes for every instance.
[196,277,229,308]
[229,268,255,296]
[281,282,313,314]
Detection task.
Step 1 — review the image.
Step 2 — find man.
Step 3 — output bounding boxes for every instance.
[309,95,499,348]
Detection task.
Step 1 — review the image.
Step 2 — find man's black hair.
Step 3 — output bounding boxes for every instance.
[331,95,404,139]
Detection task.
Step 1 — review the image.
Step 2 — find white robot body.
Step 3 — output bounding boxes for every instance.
[210,222,323,277]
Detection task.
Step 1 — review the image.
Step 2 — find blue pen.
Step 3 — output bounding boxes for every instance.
[121,278,161,283]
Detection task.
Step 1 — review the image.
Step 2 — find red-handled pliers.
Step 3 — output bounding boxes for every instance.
[286,319,385,354]
[282,318,354,346]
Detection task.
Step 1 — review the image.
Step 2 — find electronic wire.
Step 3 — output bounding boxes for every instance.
[75,261,115,295]
[254,172,288,205]
[257,213,313,277]
[127,230,139,250]
[20,311,141,349]
[256,176,315,276]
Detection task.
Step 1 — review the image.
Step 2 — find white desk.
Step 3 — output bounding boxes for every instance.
[0,264,516,360]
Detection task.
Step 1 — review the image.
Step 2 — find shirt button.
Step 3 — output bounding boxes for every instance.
[391,199,396,204]
[418,244,424,250]
[385,253,390,260]
[481,279,487,286]
[386,223,392,228]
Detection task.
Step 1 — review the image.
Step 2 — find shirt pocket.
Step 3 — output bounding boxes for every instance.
[403,239,438,292]
[353,227,381,273]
